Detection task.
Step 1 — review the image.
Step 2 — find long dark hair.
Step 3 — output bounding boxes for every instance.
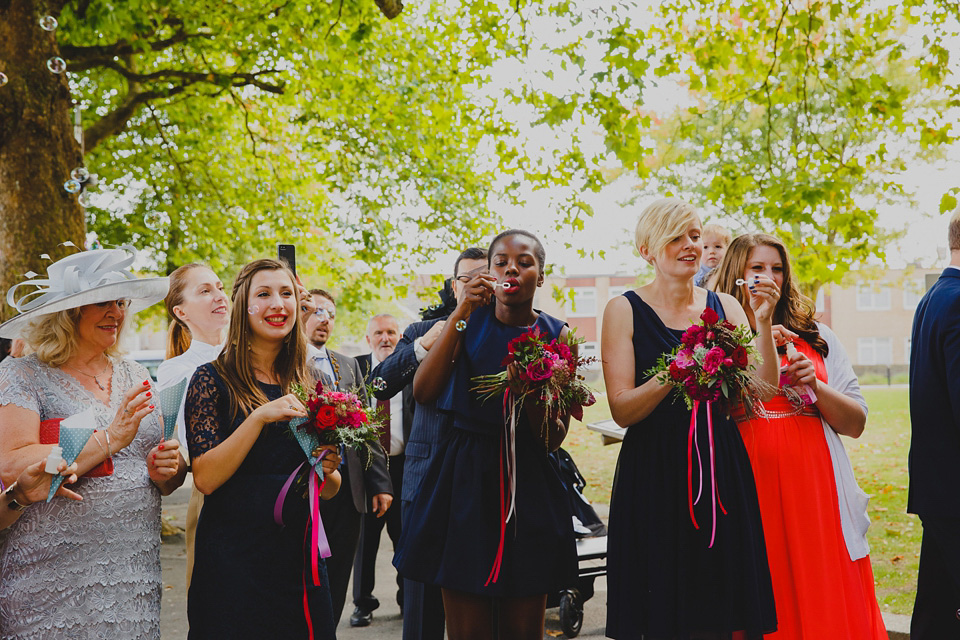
[214,259,309,421]
[712,233,828,357]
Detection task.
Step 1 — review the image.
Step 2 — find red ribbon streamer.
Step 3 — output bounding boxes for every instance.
[687,400,726,548]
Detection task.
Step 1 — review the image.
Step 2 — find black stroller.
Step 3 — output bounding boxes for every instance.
[547,448,608,637]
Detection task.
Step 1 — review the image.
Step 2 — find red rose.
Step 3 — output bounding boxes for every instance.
[316,405,338,429]
[731,346,748,368]
[700,308,719,325]
[668,362,689,382]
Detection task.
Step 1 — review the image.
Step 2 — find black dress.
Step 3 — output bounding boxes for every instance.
[185,364,336,639]
[606,291,777,640]
[393,304,577,597]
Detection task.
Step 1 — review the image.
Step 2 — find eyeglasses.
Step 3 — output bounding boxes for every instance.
[94,299,130,310]
[313,308,336,321]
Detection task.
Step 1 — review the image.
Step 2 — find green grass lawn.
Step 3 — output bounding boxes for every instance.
[565,386,918,616]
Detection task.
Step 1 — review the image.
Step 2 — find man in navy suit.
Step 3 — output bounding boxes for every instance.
[909,210,960,639]
[369,247,488,640]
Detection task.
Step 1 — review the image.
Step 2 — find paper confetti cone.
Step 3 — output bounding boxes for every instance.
[47,407,96,501]
[288,416,324,478]
[156,378,187,441]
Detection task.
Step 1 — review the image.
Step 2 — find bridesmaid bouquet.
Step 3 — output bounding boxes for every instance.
[646,308,773,548]
[472,326,597,425]
[290,380,383,470]
[647,307,763,411]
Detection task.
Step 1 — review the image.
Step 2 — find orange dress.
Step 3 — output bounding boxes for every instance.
[735,339,887,640]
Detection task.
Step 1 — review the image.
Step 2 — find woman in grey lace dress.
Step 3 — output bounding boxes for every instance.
[0,246,184,639]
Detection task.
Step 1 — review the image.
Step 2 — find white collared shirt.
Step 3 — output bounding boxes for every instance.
[370,350,405,456]
[307,344,336,384]
[157,340,224,466]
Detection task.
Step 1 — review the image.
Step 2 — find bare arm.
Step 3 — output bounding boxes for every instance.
[0,382,154,487]
[601,296,672,427]
[412,274,495,404]
[718,290,779,397]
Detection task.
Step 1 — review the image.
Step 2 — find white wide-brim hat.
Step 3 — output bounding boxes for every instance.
[0,245,170,339]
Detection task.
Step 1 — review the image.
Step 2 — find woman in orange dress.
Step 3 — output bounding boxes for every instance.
[713,233,887,640]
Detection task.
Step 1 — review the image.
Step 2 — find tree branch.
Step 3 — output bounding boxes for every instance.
[84,85,186,151]
[93,58,285,94]
[61,31,213,70]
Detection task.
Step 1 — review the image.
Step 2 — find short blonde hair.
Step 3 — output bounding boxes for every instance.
[949,209,960,251]
[22,307,128,367]
[702,223,732,245]
[634,198,701,262]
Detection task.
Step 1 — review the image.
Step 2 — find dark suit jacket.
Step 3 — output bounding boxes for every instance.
[908,268,960,517]
[369,319,450,505]
[328,349,393,513]
[356,353,413,446]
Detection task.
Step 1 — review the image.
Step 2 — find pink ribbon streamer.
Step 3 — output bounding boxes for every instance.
[274,452,332,576]
[485,388,519,586]
[687,400,726,548]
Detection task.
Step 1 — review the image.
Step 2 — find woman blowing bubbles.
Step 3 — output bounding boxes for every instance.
[394,230,577,640]
[602,199,781,640]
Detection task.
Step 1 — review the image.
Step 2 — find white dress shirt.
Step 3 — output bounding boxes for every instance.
[156,340,224,466]
[370,351,405,456]
[307,344,336,385]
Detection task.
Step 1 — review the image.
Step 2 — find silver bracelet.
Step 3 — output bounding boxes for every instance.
[92,430,109,460]
[102,429,113,458]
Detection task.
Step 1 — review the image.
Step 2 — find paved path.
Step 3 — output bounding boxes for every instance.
[159,476,908,639]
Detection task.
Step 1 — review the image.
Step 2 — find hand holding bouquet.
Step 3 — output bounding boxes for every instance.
[290,380,383,470]
[472,326,596,438]
[647,307,768,412]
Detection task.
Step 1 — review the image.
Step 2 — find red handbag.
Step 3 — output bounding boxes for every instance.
[39,418,114,477]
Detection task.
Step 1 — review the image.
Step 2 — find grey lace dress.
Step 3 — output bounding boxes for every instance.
[0,354,163,640]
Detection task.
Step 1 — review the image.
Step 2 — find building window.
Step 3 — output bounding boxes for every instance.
[904,337,912,364]
[568,287,597,317]
[857,337,893,365]
[608,285,628,301]
[902,280,924,310]
[855,285,891,311]
[581,341,600,369]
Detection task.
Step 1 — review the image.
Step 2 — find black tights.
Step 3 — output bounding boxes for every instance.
[441,588,547,640]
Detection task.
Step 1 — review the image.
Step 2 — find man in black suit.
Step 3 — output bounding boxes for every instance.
[909,210,960,639]
[350,313,406,627]
[304,288,393,627]
[369,247,488,640]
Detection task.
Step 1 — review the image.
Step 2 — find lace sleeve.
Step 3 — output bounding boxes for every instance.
[185,364,224,459]
[0,356,41,414]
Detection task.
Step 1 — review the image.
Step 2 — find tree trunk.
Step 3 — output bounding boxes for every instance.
[0,0,85,321]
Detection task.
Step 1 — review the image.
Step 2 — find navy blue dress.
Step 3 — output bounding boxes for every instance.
[606,291,776,640]
[185,364,336,639]
[393,304,577,597]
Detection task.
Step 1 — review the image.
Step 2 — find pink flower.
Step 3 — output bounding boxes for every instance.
[525,359,553,382]
[674,349,696,368]
[702,346,726,375]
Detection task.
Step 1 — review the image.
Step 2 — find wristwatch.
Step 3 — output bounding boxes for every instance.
[3,482,29,512]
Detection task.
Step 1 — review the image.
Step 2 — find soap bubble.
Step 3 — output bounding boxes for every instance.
[63,179,81,194]
[46,57,66,74]
[70,166,89,182]
[277,194,290,207]
[39,15,58,31]
[247,305,260,315]
[256,183,272,195]
[0,73,8,88]
[143,211,163,229]
[78,192,92,207]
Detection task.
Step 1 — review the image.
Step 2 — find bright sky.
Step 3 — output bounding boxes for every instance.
[412,1,960,279]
